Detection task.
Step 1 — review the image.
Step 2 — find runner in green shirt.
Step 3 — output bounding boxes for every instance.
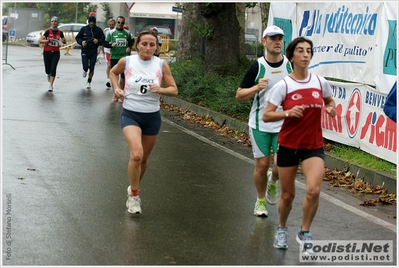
[103,15,134,102]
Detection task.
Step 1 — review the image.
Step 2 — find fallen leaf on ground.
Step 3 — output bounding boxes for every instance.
[162,101,396,206]
[360,199,377,206]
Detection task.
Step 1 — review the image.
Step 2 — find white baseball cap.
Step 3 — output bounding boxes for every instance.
[262,25,284,38]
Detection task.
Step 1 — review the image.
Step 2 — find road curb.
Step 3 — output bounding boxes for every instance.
[162,96,397,194]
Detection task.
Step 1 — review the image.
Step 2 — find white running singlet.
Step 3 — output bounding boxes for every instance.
[123,55,164,113]
[249,56,292,132]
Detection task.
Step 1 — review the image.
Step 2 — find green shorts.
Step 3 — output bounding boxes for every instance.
[249,128,279,158]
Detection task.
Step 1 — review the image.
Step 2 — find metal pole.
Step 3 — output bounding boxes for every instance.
[9,2,16,39]
[127,6,130,27]
[75,3,78,23]
[2,2,15,69]
[3,32,15,69]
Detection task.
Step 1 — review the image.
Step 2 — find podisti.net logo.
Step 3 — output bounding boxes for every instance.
[299,240,393,263]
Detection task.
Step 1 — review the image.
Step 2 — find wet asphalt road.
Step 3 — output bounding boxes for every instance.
[1,44,397,266]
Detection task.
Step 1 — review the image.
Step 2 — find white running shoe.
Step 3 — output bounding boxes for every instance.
[266,170,280,205]
[297,230,316,255]
[254,198,268,217]
[82,71,87,78]
[274,227,288,249]
[86,82,91,89]
[126,186,142,214]
[48,85,53,92]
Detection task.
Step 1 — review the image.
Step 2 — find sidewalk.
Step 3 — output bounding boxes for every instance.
[162,95,397,194]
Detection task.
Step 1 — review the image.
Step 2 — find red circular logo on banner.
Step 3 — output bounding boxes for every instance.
[345,88,362,138]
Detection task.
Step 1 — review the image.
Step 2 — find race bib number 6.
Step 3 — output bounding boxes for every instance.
[129,76,157,95]
[139,84,150,94]
[130,83,151,95]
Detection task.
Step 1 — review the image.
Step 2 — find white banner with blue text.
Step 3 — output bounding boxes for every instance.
[269,2,397,94]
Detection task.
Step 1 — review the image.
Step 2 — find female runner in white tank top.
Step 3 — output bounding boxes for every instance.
[110,30,178,214]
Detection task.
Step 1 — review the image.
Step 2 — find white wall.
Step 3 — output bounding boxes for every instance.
[97,2,263,40]
[245,5,263,41]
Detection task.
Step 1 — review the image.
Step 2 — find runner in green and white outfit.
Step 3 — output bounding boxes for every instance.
[104,15,134,102]
[236,26,292,217]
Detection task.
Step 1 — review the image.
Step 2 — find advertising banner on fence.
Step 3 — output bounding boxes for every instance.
[269,2,397,94]
[269,2,397,163]
[323,81,396,164]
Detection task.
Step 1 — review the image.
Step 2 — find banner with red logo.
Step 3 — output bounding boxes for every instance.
[269,2,397,163]
[269,2,397,94]
[322,81,396,164]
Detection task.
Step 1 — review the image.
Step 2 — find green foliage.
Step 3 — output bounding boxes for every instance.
[245,3,258,8]
[256,43,264,56]
[169,39,178,52]
[3,3,92,25]
[326,140,396,175]
[248,43,264,57]
[245,42,264,57]
[175,2,184,9]
[210,74,253,121]
[3,3,35,14]
[168,58,396,173]
[259,2,270,24]
[101,2,113,22]
[189,22,214,38]
[169,57,254,121]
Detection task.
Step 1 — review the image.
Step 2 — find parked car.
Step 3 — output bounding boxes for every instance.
[245,33,258,43]
[2,16,8,42]
[26,30,41,46]
[26,23,86,47]
[141,25,173,39]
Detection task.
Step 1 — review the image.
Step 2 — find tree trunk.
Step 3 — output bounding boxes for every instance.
[176,3,203,61]
[260,3,270,33]
[198,3,240,75]
[236,3,246,56]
